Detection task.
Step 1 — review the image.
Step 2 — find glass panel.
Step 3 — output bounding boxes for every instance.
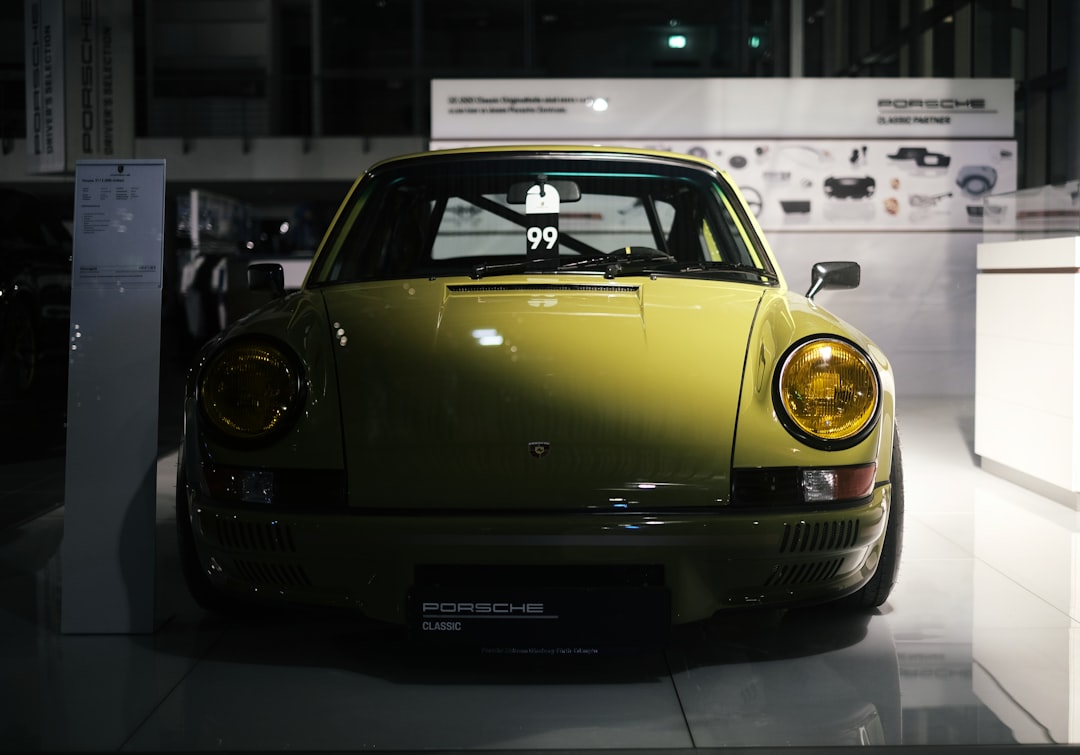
[981,180,1080,242]
[431,194,675,260]
[312,154,775,284]
[321,0,413,69]
[321,78,413,135]
[424,0,524,69]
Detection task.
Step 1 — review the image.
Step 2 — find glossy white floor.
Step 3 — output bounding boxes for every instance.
[1,397,1078,752]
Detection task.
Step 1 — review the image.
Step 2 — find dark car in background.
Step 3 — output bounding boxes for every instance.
[0,188,71,440]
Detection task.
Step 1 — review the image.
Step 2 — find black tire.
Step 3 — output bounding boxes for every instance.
[837,427,904,610]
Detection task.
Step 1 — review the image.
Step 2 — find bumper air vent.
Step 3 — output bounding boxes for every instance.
[231,559,312,588]
[764,558,844,587]
[778,519,860,554]
[212,518,297,554]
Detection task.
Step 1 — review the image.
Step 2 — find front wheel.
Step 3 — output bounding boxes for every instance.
[836,427,904,610]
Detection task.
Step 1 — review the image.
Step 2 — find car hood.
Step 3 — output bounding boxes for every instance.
[322,275,765,511]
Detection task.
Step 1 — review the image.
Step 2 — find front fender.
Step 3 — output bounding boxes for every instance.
[734,291,897,481]
[184,290,346,472]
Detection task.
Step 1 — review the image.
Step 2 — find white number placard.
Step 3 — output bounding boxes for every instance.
[525,182,559,258]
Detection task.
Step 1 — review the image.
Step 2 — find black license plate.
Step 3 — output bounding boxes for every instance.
[406,586,670,653]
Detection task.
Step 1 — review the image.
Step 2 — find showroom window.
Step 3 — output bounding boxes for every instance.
[1,0,1076,186]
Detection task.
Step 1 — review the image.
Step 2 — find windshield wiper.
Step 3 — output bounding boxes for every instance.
[470,250,777,283]
[669,261,779,282]
[557,246,678,279]
[471,247,675,280]
[471,257,561,279]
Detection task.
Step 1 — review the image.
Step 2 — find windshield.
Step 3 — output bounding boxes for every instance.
[309,152,775,285]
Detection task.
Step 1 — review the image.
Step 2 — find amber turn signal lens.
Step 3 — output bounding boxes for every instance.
[778,338,878,442]
[200,341,302,440]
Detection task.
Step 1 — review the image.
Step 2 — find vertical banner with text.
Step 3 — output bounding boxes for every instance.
[24,0,135,174]
[24,0,66,173]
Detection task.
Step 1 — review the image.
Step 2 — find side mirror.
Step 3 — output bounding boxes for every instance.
[805,261,860,300]
[248,262,285,297]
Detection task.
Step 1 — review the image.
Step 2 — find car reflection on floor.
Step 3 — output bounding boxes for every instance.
[0,398,1056,750]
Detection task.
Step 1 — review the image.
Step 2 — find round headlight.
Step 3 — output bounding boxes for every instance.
[199,339,303,441]
[775,337,879,446]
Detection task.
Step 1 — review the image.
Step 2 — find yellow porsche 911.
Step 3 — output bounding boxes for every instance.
[177,146,901,648]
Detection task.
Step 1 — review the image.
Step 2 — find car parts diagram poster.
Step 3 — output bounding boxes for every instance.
[431,138,1016,233]
[675,138,1015,232]
[429,78,1016,233]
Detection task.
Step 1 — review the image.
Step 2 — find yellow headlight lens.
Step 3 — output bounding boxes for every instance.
[778,338,878,442]
[200,341,302,440]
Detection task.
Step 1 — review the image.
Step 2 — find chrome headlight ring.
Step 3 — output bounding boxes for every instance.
[772,335,881,451]
[197,336,307,445]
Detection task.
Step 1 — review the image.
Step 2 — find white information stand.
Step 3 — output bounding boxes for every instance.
[973,236,1080,743]
[62,159,166,634]
[975,235,1080,508]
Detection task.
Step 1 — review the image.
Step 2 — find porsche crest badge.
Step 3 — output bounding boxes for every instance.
[528,441,551,459]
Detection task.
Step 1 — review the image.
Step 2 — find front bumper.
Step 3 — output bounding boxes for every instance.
[185,485,892,626]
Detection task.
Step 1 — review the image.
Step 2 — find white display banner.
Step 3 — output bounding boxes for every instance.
[24,0,66,173]
[431,78,1014,141]
[24,0,135,174]
[429,139,1017,233]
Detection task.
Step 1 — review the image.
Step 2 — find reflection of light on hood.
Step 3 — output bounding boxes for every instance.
[472,328,504,346]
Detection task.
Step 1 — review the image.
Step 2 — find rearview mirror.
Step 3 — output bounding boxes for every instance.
[805,261,860,300]
[507,179,582,204]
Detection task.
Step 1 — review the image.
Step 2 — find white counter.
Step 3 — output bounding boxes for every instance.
[975,236,1080,508]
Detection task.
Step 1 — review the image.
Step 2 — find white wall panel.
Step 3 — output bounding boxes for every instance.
[975,237,1080,500]
[770,231,981,399]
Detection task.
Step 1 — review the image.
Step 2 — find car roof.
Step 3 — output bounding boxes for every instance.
[367,144,729,177]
